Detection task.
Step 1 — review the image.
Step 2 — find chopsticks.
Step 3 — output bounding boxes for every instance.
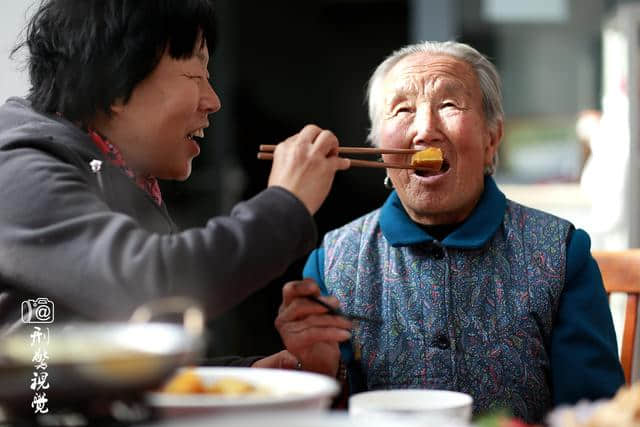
[306,295,381,324]
[259,145,422,155]
[257,144,425,170]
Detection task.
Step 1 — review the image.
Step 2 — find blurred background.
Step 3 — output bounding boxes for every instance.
[2,0,640,361]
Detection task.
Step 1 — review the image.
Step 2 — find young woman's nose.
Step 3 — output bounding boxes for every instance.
[200,80,221,114]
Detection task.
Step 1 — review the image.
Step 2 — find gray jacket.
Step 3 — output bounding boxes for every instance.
[0,97,317,334]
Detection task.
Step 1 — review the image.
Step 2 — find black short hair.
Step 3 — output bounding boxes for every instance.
[14,0,217,124]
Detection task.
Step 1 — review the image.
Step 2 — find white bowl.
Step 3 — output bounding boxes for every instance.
[141,411,421,427]
[349,389,473,426]
[146,367,340,417]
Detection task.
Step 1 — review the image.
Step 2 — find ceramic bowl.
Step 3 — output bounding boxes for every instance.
[349,389,473,426]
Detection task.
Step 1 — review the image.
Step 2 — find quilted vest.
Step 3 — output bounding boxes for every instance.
[323,200,571,423]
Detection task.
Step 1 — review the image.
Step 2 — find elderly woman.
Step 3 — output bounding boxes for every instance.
[276,41,624,422]
[0,0,350,368]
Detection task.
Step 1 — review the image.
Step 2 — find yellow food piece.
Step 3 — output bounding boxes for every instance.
[410,147,443,171]
[161,370,267,396]
[206,377,257,395]
[162,369,206,394]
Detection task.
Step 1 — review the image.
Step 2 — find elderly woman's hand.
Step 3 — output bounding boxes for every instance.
[275,279,352,377]
[251,349,299,369]
[267,124,350,215]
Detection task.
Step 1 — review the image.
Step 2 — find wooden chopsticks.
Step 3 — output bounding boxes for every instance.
[259,145,422,155]
[257,144,424,170]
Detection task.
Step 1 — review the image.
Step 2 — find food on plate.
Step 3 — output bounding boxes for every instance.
[207,377,258,395]
[161,369,269,396]
[162,369,206,394]
[410,147,443,171]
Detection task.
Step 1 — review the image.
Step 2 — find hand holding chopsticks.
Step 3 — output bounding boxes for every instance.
[258,144,439,171]
[276,279,354,376]
[265,125,350,215]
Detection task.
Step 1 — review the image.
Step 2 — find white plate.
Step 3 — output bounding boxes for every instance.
[146,367,340,417]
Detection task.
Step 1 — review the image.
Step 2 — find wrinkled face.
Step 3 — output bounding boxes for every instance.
[379,53,501,225]
[110,39,220,180]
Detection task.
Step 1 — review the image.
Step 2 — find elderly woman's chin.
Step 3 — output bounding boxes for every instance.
[401,189,448,213]
[399,178,482,225]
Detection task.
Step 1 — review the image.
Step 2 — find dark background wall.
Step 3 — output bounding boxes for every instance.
[161,0,410,358]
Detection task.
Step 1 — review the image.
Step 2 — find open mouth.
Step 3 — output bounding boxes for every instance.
[414,159,450,177]
[186,128,205,142]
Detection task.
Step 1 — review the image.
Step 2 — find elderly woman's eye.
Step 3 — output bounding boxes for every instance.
[442,101,457,108]
[394,107,411,115]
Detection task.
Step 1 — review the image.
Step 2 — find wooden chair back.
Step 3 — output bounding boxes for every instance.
[592,249,640,384]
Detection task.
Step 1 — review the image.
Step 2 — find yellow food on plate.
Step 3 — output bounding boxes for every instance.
[161,369,269,396]
[162,369,206,394]
[206,377,258,395]
[410,147,443,171]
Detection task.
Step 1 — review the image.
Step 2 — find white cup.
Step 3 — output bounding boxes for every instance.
[349,389,473,426]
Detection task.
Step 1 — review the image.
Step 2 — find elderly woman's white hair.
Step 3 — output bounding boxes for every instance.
[366,41,504,174]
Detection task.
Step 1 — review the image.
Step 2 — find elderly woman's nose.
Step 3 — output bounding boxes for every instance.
[411,108,442,144]
[200,80,221,114]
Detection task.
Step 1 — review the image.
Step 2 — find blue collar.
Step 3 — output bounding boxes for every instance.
[379,175,506,248]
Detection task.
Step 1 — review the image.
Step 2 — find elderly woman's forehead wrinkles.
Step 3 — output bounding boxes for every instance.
[434,79,473,99]
[393,78,420,97]
[398,54,475,86]
[383,79,418,109]
[401,78,472,104]
[401,62,436,77]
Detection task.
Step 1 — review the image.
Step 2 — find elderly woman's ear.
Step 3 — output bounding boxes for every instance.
[484,119,503,174]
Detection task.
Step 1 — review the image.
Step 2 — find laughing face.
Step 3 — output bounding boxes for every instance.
[106,38,220,181]
[379,53,502,225]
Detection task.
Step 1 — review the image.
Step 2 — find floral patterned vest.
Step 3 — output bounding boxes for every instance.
[323,200,571,422]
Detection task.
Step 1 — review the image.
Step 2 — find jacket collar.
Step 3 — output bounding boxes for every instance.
[379,175,506,248]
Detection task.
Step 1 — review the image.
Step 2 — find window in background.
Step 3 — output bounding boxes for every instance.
[456,0,607,234]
